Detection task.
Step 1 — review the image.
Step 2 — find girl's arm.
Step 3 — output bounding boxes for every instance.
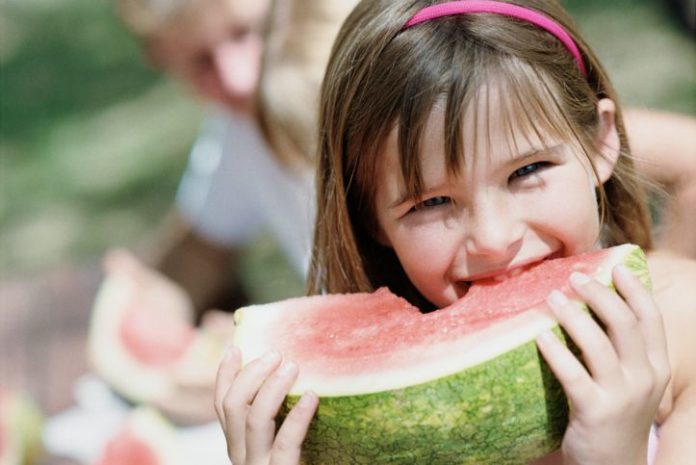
[625,108,696,259]
[646,253,696,464]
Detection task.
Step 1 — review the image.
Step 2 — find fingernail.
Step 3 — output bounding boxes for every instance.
[224,345,239,361]
[570,272,591,287]
[547,290,568,308]
[298,391,317,408]
[278,360,297,376]
[261,350,281,364]
[536,330,557,345]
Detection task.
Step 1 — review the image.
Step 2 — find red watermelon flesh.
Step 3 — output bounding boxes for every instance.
[235,245,646,394]
[118,306,195,366]
[91,409,179,465]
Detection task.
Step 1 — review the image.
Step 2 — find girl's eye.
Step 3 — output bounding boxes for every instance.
[510,162,549,180]
[410,196,451,212]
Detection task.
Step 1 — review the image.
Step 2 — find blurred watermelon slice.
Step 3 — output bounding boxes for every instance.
[87,263,228,406]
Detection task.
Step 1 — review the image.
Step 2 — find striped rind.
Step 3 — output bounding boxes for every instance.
[285,330,569,464]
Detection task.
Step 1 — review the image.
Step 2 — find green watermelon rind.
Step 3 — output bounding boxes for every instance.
[266,245,650,465]
[284,329,569,465]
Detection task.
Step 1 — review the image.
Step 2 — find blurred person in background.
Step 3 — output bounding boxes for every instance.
[110,0,312,324]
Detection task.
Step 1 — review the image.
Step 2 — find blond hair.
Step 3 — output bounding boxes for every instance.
[256,0,359,168]
[115,0,204,37]
[308,0,653,306]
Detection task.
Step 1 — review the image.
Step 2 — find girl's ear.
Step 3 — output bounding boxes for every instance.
[593,98,621,184]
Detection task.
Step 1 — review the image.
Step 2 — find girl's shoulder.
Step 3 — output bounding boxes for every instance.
[646,250,696,424]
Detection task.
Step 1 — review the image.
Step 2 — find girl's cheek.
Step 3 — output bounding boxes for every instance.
[393,225,456,268]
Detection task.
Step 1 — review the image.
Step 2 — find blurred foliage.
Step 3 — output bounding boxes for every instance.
[0,0,203,274]
[0,0,694,280]
[565,0,695,113]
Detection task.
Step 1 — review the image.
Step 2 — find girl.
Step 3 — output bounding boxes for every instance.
[215,1,696,464]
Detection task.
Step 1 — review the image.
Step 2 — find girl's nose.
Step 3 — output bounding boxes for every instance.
[464,199,523,259]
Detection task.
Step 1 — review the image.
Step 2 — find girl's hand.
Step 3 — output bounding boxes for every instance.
[536,265,671,465]
[215,348,319,465]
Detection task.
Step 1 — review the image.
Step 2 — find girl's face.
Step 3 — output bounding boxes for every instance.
[373,97,619,308]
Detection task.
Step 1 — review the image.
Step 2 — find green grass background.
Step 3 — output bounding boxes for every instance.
[1,0,694,300]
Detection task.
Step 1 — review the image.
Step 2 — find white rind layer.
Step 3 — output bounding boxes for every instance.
[238,307,557,396]
[234,244,636,397]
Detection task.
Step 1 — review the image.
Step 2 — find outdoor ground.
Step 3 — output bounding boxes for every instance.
[0,0,694,463]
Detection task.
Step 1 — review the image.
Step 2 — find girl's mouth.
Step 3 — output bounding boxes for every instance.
[459,250,563,288]
[491,266,527,282]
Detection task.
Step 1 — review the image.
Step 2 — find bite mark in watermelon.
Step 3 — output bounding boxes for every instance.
[233,244,650,464]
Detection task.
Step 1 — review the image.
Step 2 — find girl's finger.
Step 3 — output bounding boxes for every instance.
[223,350,282,464]
[214,345,242,428]
[613,267,668,357]
[612,266,671,385]
[535,328,596,408]
[271,391,319,465]
[245,360,300,464]
[569,272,649,372]
[547,289,620,383]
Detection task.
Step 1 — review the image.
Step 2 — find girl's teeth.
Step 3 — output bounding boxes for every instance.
[492,268,523,282]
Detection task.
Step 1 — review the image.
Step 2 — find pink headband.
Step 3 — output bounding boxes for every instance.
[403,1,587,78]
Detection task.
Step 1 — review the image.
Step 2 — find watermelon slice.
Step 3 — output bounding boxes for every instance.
[87,266,228,406]
[234,244,650,464]
[0,390,43,465]
[92,408,181,465]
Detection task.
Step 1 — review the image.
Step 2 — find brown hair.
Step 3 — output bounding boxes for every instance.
[308,0,653,306]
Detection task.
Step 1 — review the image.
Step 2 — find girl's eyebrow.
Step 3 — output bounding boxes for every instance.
[388,144,565,209]
[505,144,564,167]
